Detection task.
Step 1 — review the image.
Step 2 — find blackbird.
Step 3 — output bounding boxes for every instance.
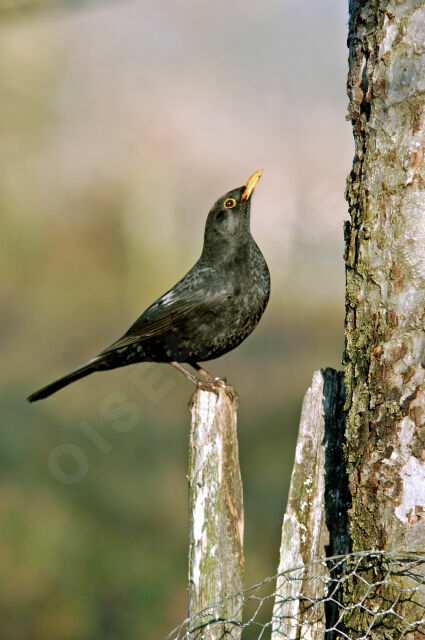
[28,169,270,402]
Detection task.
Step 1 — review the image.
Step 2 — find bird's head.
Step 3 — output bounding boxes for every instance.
[202,169,263,258]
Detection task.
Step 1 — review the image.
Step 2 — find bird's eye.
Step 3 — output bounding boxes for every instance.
[224,198,237,209]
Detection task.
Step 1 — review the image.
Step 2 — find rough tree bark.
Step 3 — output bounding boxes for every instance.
[343,0,425,634]
[187,387,243,639]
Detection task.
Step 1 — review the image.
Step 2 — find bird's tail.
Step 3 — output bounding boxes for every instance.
[27,357,102,402]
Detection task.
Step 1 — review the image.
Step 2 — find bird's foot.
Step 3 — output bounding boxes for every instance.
[193,378,220,396]
[194,366,238,403]
[203,376,238,404]
[170,362,238,404]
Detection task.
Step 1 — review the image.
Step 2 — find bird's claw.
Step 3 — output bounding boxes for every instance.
[195,376,238,405]
[195,379,219,396]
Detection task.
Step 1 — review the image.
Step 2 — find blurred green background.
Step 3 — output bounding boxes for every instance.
[0,1,352,638]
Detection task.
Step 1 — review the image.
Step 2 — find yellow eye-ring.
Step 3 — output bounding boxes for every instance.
[224,198,237,209]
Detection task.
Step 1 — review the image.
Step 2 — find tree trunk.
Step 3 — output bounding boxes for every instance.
[187,387,243,639]
[343,0,425,634]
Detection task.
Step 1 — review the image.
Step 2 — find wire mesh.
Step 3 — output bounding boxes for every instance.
[166,551,425,640]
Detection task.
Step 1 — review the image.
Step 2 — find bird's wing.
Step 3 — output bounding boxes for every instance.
[100,269,226,354]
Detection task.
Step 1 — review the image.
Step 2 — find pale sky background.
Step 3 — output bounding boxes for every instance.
[0,3,354,639]
[2,0,352,309]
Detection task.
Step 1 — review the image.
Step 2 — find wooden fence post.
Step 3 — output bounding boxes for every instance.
[188,386,243,639]
[272,368,349,639]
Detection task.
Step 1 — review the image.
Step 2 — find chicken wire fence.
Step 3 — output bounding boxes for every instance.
[166,551,425,640]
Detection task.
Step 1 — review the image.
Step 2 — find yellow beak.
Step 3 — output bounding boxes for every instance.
[241,169,263,201]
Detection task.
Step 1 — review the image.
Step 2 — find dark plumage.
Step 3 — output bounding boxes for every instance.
[28,170,270,402]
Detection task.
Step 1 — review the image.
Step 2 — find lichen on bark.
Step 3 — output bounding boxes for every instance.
[343,0,425,635]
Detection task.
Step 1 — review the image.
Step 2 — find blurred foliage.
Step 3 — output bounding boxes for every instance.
[0,0,111,16]
[0,1,350,638]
